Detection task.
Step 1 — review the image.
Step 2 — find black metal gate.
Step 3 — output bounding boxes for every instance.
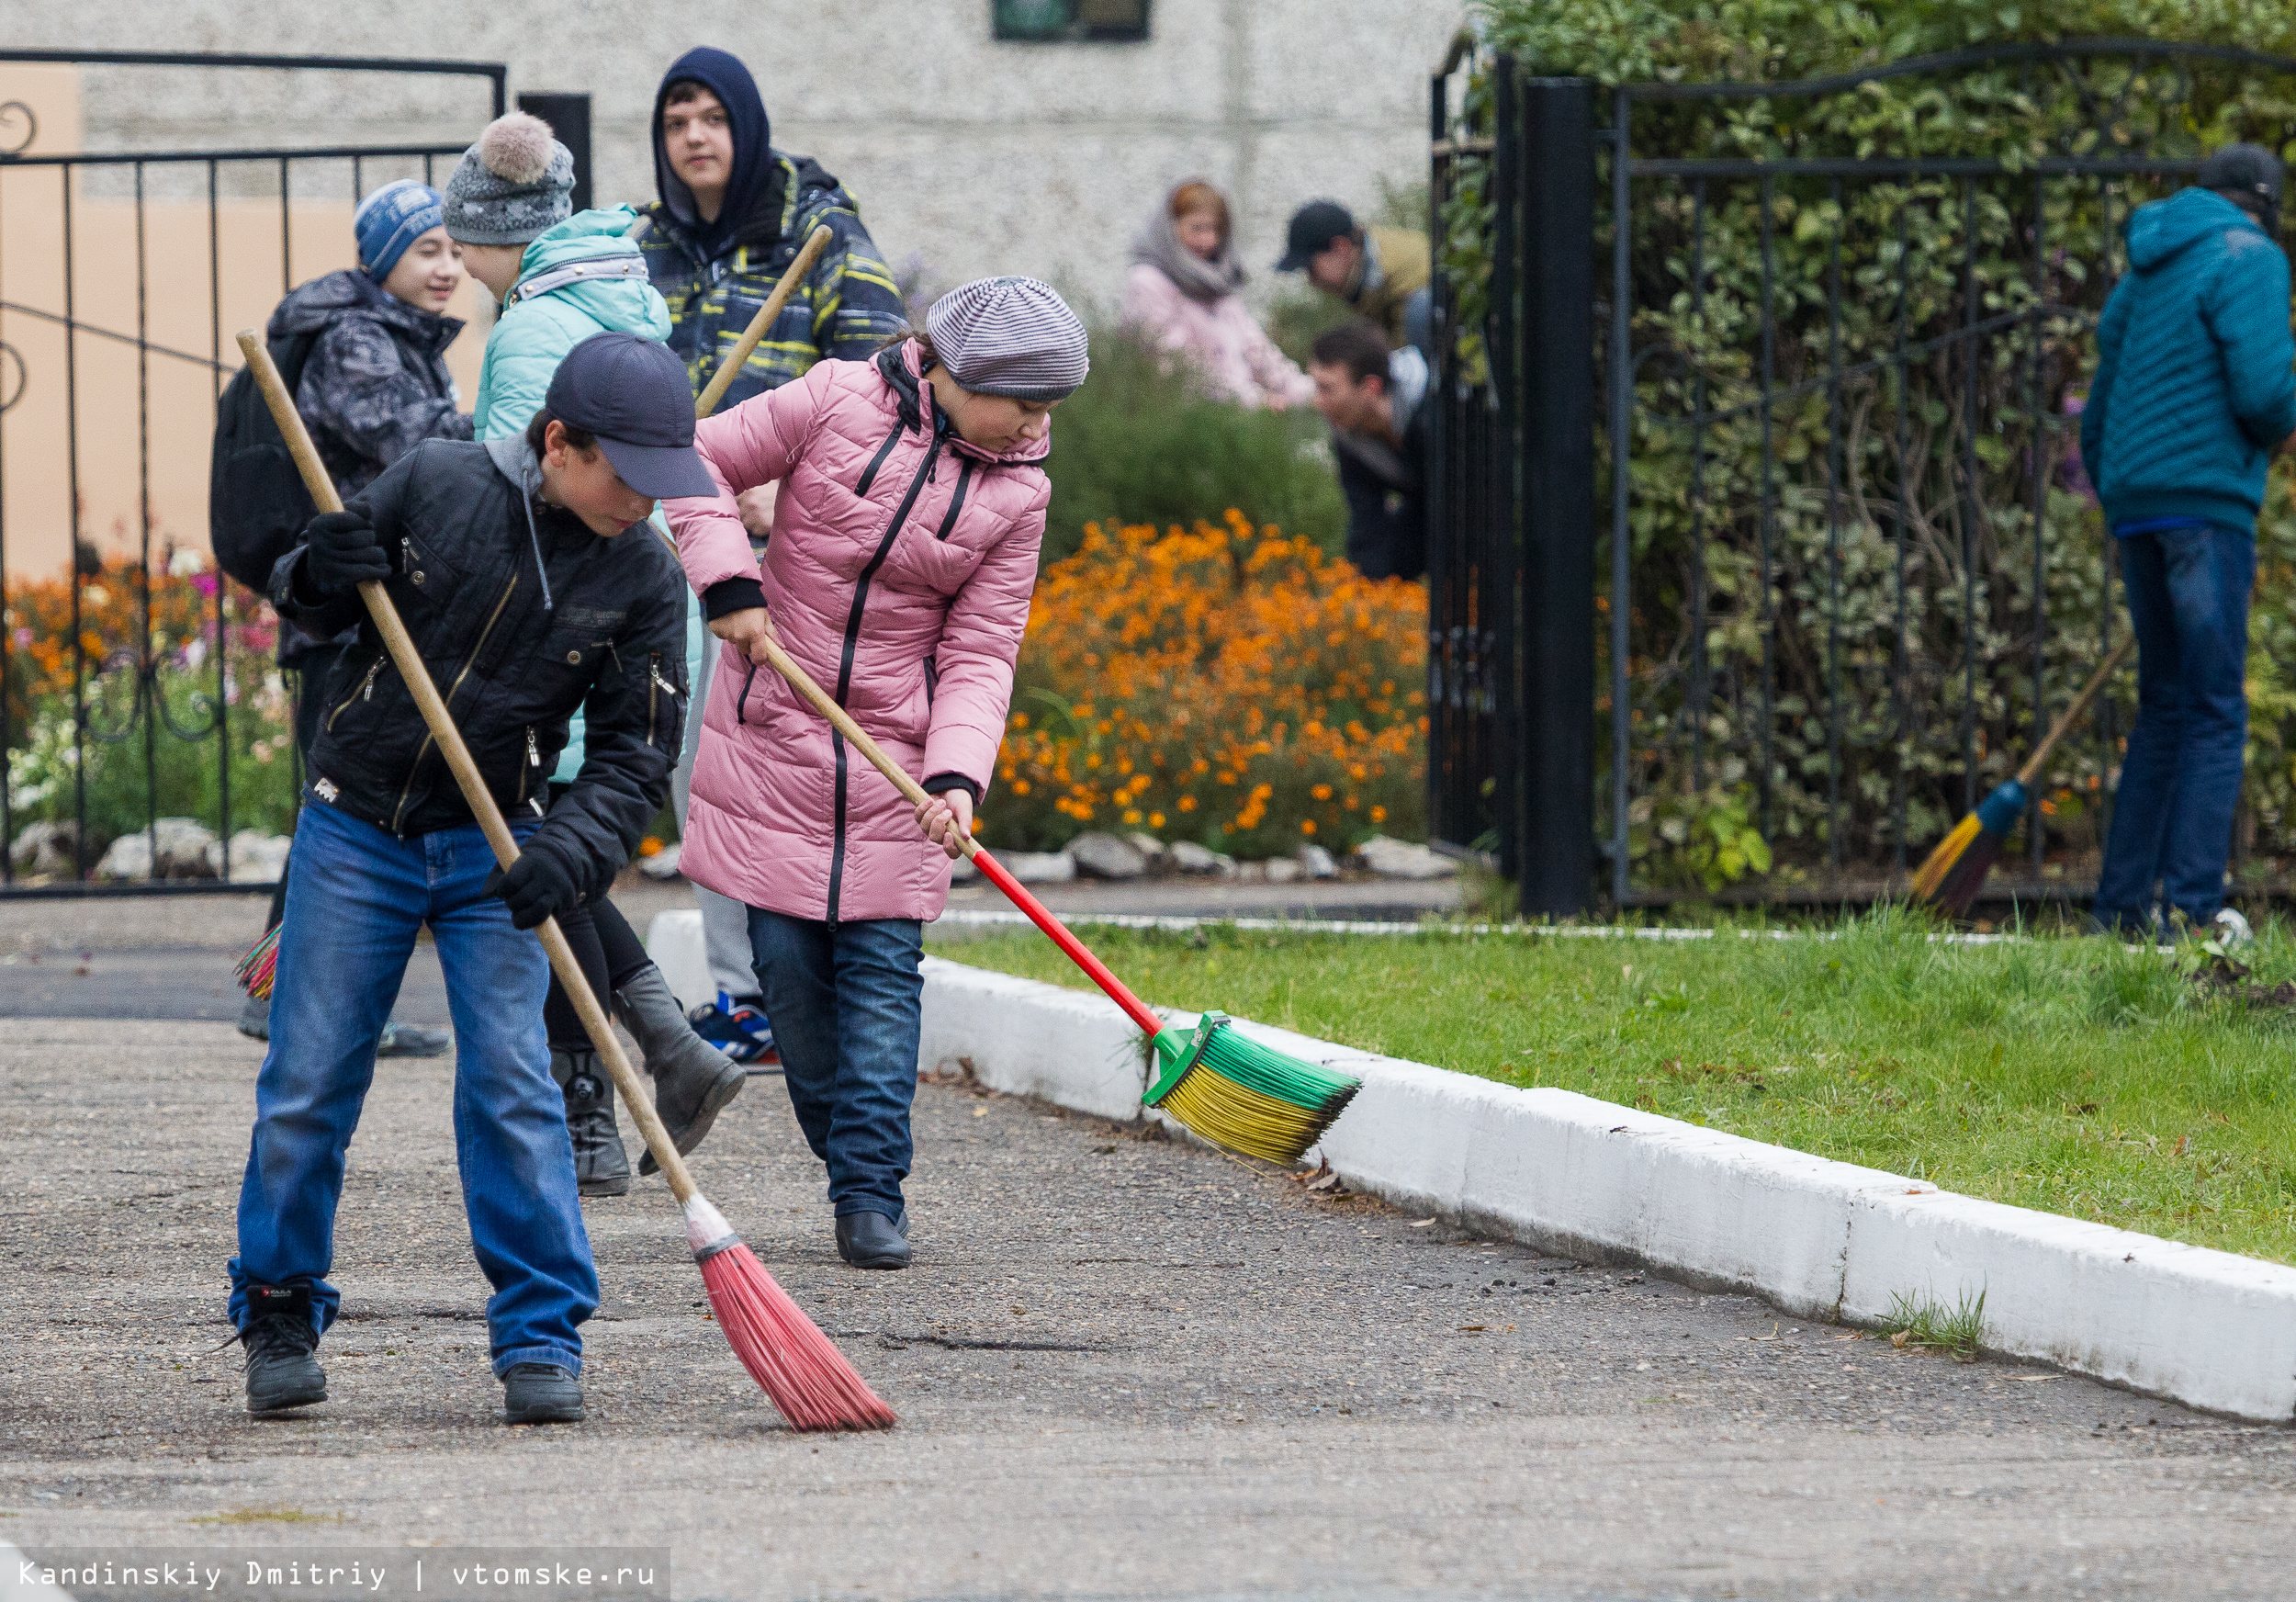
[1431,39,2296,912]
[0,50,501,897]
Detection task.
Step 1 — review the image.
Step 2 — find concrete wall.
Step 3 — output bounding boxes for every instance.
[0,0,1462,576]
[22,0,1463,310]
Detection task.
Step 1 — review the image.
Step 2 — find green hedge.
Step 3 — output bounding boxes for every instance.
[1456,0,2296,889]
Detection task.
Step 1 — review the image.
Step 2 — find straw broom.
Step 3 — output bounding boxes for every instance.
[1908,635,2134,917]
[745,635,1361,1166]
[236,328,893,1433]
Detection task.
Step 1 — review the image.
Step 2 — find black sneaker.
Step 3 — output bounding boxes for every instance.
[239,1284,325,1414]
[501,1362,585,1424]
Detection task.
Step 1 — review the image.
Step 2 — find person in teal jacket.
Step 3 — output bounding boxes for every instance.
[2080,143,2296,939]
[444,110,746,1198]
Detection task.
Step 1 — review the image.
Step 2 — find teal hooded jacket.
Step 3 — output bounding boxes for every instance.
[472,206,697,784]
[472,207,676,440]
[2080,186,2296,534]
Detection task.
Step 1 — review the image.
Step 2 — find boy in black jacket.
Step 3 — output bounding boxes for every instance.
[227,333,714,1426]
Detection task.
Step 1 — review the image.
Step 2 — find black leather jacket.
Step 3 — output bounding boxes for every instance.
[270,435,688,896]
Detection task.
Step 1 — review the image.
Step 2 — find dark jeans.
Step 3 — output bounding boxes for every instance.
[227,798,595,1375]
[2094,521,2255,930]
[746,908,923,1219]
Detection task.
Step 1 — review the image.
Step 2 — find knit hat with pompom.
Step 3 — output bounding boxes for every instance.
[442,111,575,246]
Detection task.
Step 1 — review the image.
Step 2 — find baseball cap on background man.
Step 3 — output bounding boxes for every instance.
[2196,141,2286,231]
[543,333,720,501]
[1276,199,1358,272]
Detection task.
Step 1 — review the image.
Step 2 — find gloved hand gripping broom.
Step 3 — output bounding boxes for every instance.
[236,330,893,1433]
[742,633,1362,1166]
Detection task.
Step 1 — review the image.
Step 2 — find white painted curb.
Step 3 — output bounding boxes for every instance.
[895,953,2296,1422]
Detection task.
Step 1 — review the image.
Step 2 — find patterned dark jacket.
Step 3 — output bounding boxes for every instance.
[265,270,475,663]
[636,152,906,411]
[267,269,473,496]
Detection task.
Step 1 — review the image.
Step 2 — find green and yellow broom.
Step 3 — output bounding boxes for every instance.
[1908,635,2133,916]
[746,634,1360,1165]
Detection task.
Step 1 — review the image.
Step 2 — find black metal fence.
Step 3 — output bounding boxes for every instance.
[0,50,501,896]
[1430,39,2296,912]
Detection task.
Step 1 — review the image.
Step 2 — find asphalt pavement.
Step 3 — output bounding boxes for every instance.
[4,891,2295,1600]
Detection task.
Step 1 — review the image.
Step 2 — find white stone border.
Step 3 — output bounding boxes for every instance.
[647,912,2296,1421]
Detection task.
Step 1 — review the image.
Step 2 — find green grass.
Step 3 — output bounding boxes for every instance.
[1877,1287,1988,1361]
[931,907,2296,1263]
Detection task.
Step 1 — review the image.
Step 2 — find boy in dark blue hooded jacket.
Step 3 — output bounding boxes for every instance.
[2081,143,2296,937]
[635,46,908,1060]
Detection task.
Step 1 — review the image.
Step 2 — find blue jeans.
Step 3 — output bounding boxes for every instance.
[2094,521,2255,930]
[747,909,923,1220]
[227,799,597,1376]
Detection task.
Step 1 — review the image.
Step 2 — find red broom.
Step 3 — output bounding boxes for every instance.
[1908,636,2133,916]
[237,331,892,1433]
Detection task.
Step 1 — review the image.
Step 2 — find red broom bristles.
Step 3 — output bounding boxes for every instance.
[235,926,281,999]
[684,1196,895,1432]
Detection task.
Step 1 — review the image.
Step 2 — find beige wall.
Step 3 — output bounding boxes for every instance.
[0,0,1466,577]
[0,66,490,577]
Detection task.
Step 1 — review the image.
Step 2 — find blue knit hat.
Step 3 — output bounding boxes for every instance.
[355,180,445,281]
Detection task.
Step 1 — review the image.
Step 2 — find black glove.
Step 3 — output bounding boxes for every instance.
[303,508,391,593]
[485,844,582,931]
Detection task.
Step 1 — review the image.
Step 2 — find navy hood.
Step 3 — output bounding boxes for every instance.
[2126,186,2267,274]
[651,47,773,258]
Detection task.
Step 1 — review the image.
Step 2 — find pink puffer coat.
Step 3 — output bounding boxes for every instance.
[1121,263,1314,410]
[665,341,1048,923]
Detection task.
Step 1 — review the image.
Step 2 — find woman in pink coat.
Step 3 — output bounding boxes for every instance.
[1122,180,1313,410]
[665,276,1086,1270]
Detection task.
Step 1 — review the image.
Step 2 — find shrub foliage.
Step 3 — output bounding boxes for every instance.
[982,513,1428,858]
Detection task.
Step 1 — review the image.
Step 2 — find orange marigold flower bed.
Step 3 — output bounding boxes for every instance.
[983,512,1427,859]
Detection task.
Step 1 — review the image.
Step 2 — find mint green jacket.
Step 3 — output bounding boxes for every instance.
[473,207,676,441]
[472,207,692,785]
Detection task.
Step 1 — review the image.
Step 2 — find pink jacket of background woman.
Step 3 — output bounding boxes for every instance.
[664,341,1049,924]
[1122,263,1314,410]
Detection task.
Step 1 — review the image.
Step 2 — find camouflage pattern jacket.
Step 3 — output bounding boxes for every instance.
[636,152,906,411]
[267,269,472,497]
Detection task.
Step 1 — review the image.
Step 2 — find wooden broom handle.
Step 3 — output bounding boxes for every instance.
[2014,634,2135,789]
[748,632,1167,1038]
[235,330,703,1206]
[692,224,833,419]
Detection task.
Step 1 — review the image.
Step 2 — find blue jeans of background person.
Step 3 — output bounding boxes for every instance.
[227,798,597,1376]
[2094,519,2256,931]
[747,909,923,1220]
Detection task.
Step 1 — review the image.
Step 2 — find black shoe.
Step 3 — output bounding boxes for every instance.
[377,1019,451,1058]
[552,1049,630,1197]
[239,1284,326,1414]
[836,1210,911,1269]
[501,1362,584,1424]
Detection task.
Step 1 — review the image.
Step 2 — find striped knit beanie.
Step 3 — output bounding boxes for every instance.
[925,276,1088,402]
[355,180,444,281]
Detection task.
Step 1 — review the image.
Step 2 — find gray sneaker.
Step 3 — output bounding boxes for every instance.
[377,1020,451,1058]
[237,989,271,1042]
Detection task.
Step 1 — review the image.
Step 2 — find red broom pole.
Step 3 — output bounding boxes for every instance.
[237,331,892,1432]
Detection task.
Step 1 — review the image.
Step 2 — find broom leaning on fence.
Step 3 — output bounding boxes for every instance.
[234,327,894,1433]
[1908,636,2135,918]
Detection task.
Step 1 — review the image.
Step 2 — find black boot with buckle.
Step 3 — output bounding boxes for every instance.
[551,1048,630,1197]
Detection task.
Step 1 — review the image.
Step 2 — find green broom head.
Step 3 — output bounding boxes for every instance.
[1908,778,2025,916]
[1143,1011,1361,1166]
